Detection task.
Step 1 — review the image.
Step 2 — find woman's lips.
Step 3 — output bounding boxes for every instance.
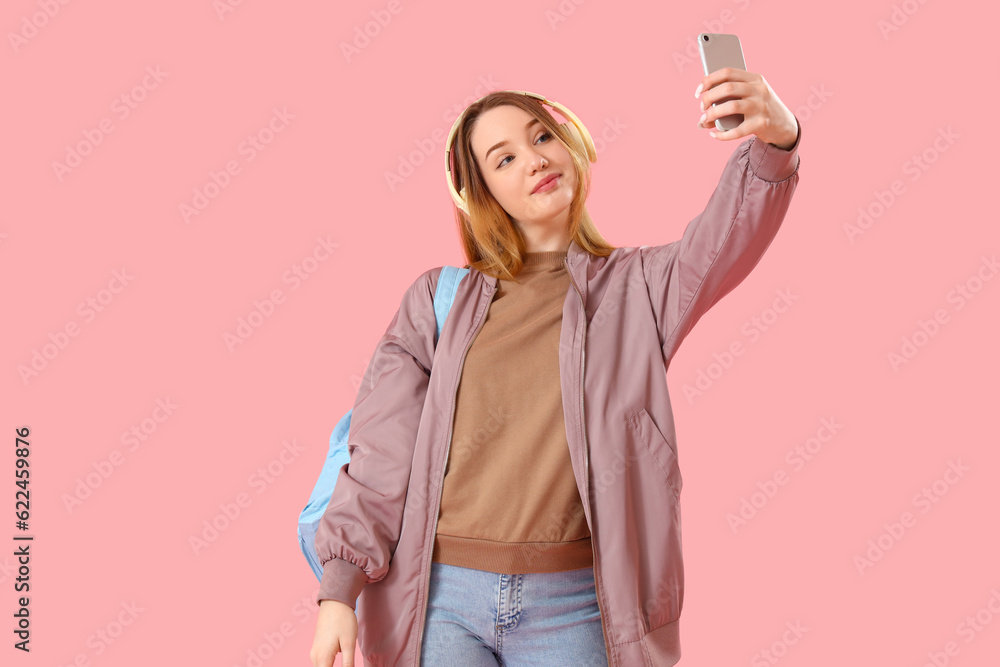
[532,174,559,194]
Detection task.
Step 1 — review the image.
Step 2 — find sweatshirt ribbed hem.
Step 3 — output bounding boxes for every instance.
[431,533,593,574]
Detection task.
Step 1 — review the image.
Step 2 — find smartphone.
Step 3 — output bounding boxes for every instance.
[697,33,747,132]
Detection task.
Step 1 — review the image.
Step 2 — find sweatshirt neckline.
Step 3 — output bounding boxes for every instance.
[521,250,568,270]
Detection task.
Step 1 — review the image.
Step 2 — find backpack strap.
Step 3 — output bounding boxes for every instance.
[433,265,470,343]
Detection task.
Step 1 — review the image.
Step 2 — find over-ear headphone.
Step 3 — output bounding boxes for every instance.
[444,90,598,216]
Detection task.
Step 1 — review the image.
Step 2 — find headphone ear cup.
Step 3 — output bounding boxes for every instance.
[560,121,589,162]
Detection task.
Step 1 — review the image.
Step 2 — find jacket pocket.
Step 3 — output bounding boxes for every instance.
[626,407,681,500]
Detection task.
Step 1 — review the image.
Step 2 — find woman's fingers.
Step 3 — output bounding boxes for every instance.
[341,634,357,667]
[698,97,754,139]
[700,98,749,123]
[695,66,755,101]
[699,79,755,114]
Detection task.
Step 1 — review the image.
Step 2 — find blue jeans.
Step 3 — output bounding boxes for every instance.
[419,561,609,666]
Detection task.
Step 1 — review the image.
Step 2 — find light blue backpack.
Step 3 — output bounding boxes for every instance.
[298,266,470,581]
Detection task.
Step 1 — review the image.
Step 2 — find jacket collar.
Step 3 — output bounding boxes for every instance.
[565,237,589,302]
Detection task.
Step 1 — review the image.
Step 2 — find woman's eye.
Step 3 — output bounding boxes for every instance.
[496,133,552,169]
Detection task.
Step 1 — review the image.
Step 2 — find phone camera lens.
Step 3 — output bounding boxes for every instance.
[702,34,709,41]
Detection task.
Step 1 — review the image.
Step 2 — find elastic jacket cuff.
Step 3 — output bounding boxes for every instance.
[316,556,369,609]
[747,115,801,183]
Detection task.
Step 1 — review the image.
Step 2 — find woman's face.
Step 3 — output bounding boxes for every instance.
[470,104,577,237]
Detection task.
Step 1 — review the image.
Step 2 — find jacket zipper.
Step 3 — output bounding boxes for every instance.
[565,255,613,665]
[414,279,496,663]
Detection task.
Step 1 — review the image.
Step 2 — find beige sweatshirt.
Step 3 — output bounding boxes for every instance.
[431,249,593,574]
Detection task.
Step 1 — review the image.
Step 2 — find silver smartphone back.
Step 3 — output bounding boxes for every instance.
[697,33,747,132]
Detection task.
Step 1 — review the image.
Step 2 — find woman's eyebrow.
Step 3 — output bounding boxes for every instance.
[484,118,542,161]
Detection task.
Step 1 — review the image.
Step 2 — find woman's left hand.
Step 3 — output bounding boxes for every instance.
[695,68,799,150]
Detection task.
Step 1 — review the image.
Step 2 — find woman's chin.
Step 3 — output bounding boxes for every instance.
[523,193,572,220]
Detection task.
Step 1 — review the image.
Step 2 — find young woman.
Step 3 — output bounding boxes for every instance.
[311,69,801,667]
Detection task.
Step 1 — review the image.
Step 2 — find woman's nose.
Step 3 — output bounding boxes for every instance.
[527,150,546,172]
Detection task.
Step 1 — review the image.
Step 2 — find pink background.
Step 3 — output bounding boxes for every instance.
[4,0,998,665]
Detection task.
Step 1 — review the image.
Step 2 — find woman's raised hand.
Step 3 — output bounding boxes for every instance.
[694,68,799,150]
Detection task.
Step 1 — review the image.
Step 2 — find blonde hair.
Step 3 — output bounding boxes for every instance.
[448,91,616,282]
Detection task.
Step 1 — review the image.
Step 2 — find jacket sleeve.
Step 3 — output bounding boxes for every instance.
[314,266,441,609]
[641,117,802,362]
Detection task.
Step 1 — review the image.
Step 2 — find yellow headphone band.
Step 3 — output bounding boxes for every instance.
[444,90,598,215]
